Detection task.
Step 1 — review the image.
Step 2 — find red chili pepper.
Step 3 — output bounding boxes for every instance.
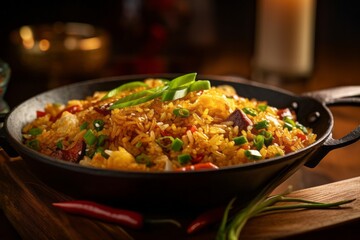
[176,162,219,171]
[187,206,225,234]
[36,110,46,118]
[52,200,144,229]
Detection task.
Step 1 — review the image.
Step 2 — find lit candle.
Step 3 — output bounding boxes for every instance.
[253,0,316,82]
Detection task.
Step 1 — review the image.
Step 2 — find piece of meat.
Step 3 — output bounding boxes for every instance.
[51,141,86,163]
[226,109,253,131]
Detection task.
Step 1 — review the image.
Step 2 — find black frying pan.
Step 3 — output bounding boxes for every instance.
[1,74,360,210]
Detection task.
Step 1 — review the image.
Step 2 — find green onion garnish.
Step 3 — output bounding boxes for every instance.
[102,81,148,100]
[168,72,197,89]
[259,130,273,146]
[135,153,153,167]
[135,141,142,148]
[296,122,308,134]
[258,104,268,112]
[97,134,108,147]
[80,122,88,130]
[254,135,265,150]
[244,150,262,160]
[173,108,190,117]
[178,154,192,165]
[56,140,63,149]
[188,80,211,92]
[242,107,257,116]
[84,129,97,146]
[95,147,110,158]
[27,139,40,150]
[254,120,269,130]
[156,136,174,149]
[171,138,184,151]
[162,87,189,101]
[109,86,166,110]
[29,127,42,136]
[93,119,105,131]
[233,135,247,145]
[108,73,211,109]
[283,116,296,131]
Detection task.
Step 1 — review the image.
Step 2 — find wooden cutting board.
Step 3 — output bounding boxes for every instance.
[1,149,360,240]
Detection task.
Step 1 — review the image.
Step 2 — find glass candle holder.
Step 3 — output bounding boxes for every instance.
[252,0,316,86]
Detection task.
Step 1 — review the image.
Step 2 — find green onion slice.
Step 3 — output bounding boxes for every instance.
[27,139,40,151]
[188,80,211,92]
[173,108,190,117]
[109,86,166,109]
[168,73,197,89]
[29,127,42,136]
[254,120,269,130]
[171,138,184,151]
[84,129,97,146]
[258,104,268,112]
[254,135,265,150]
[96,147,110,158]
[56,140,63,149]
[102,81,148,100]
[178,154,192,165]
[233,135,247,145]
[296,122,308,134]
[93,119,105,131]
[97,134,109,147]
[245,150,262,160]
[135,153,153,167]
[156,136,174,149]
[283,116,296,131]
[80,122,88,130]
[108,73,211,109]
[259,131,273,146]
[161,87,189,101]
[242,107,257,116]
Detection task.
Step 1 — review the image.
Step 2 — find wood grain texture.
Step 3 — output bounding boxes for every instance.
[1,150,360,240]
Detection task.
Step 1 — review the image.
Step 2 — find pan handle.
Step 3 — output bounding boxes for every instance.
[305,126,360,168]
[302,85,360,106]
[0,113,19,157]
[303,85,360,167]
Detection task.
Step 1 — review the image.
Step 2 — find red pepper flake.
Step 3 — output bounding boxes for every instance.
[176,162,219,171]
[36,110,46,118]
[187,125,198,133]
[52,200,144,229]
[191,154,204,164]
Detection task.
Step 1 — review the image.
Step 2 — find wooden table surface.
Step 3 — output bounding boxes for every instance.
[1,46,360,239]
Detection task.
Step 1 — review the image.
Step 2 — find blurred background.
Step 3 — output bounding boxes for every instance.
[0,0,359,188]
[0,0,359,105]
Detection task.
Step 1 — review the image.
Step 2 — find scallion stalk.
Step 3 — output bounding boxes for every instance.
[102,81,149,100]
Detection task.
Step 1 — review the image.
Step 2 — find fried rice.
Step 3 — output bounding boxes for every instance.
[22,74,317,171]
